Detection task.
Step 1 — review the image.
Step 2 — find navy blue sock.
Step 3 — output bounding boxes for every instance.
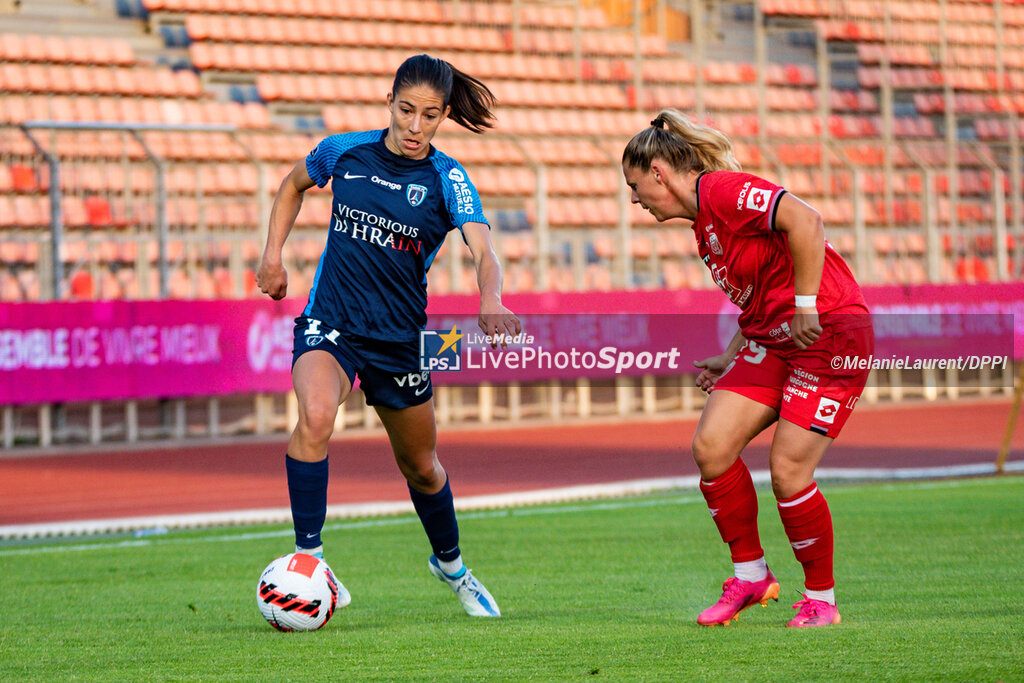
[285,455,329,550]
[408,478,460,562]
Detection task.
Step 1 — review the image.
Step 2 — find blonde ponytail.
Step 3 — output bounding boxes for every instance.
[622,109,740,173]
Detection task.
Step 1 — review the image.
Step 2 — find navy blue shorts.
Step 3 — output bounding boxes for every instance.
[292,317,431,410]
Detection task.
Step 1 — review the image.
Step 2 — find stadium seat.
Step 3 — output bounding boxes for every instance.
[69,270,96,300]
[84,196,114,226]
[0,271,22,302]
[16,269,40,300]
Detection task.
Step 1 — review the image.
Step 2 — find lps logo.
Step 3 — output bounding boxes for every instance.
[419,325,463,371]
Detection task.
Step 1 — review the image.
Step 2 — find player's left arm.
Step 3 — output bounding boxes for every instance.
[774,193,824,350]
[462,221,521,348]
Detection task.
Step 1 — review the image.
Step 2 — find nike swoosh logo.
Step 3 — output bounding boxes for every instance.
[305,533,317,538]
[343,171,366,180]
[414,383,429,396]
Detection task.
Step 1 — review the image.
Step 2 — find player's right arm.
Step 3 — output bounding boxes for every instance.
[693,328,745,392]
[257,161,316,301]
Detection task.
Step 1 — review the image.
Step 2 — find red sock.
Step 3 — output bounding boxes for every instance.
[776,482,834,591]
[699,458,763,563]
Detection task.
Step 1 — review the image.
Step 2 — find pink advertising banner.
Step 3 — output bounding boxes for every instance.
[0,299,298,405]
[0,283,1020,404]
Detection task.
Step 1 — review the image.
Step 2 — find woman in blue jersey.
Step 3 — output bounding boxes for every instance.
[256,54,519,618]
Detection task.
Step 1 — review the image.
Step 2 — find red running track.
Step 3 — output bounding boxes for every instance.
[2,399,1021,526]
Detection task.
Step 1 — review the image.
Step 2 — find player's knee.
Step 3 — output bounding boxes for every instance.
[769,460,809,499]
[400,453,443,489]
[691,430,735,477]
[296,401,336,443]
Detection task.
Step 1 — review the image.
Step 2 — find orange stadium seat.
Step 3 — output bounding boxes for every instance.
[630,236,653,260]
[660,261,686,289]
[584,263,613,291]
[211,266,233,298]
[0,197,16,228]
[97,267,124,299]
[69,270,95,300]
[0,3,1015,299]
[0,33,25,60]
[1,271,22,302]
[84,196,114,226]
[0,241,22,270]
[10,165,40,193]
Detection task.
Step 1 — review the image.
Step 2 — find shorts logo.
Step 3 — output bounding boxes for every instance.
[746,187,772,212]
[814,397,841,424]
[394,371,430,396]
[303,319,339,348]
[419,326,463,372]
[407,184,427,207]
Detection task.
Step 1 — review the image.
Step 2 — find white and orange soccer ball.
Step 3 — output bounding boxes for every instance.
[256,553,342,631]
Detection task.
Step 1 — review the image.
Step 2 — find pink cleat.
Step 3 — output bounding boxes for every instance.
[787,595,842,627]
[697,569,780,626]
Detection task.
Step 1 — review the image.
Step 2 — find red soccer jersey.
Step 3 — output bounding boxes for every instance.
[692,170,869,347]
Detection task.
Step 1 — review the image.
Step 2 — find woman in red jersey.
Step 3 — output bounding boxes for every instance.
[622,109,874,628]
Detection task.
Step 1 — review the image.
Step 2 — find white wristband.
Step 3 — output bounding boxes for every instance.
[794,295,817,308]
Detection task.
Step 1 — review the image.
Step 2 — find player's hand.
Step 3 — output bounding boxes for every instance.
[791,308,821,350]
[478,300,520,349]
[693,353,732,393]
[256,255,288,301]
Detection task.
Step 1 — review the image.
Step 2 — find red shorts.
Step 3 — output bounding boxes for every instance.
[712,325,874,438]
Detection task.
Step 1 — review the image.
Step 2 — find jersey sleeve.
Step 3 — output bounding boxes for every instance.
[430,153,490,232]
[304,130,383,188]
[705,171,787,237]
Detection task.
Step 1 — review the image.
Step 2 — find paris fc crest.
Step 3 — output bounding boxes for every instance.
[407,184,427,207]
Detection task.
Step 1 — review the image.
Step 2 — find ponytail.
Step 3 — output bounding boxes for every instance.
[392,53,496,134]
[622,109,740,173]
[446,63,496,134]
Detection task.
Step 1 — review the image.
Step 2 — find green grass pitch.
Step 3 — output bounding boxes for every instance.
[2,476,1022,681]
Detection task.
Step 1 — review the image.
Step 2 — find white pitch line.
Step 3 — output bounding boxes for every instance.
[2,474,1021,558]
[1,461,1021,541]
[0,496,707,557]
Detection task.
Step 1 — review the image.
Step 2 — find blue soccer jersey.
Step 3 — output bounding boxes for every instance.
[302,129,489,341]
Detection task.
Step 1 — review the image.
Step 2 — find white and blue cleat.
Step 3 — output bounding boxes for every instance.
[297,547,352,609]
[428,555,501,617]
